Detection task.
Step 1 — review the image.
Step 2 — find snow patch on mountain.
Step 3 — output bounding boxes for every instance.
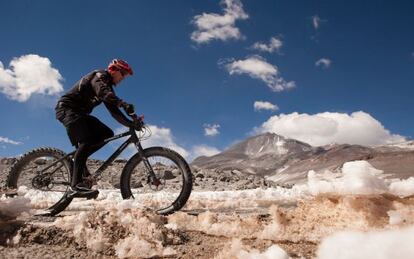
[245,135,288,157]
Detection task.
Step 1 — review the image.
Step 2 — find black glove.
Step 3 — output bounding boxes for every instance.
[121,102,135,116]
[133,116,144,131]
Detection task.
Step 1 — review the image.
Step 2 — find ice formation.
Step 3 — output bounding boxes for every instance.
[54,202,181,257]
[317,225,414,259]
[307,160,414,197]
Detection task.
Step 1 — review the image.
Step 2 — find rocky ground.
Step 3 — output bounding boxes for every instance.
[0,157,283,192]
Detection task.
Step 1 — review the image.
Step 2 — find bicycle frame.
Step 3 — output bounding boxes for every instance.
[41,126,156,183]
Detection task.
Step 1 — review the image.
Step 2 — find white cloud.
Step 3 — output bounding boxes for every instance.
[315,58,332,69]
[0,54,64,102]
[204,124,221,137]
[251,37,283,53]
[114,125,189,159]
[0,136,22,145]
[222,55,295,91]
[312,15,322,30]
[114,125,220,162]
[254,101,279,112]
[191,145,221,158]
[140,125,189,158]
[191,0,248,44]
[255,111,406,146]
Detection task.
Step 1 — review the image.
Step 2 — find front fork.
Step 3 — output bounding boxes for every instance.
[134,140,161,187]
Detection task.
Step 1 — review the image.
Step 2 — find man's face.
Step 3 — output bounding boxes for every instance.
[112,70,129,85]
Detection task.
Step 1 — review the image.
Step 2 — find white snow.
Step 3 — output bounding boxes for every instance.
[55,203,177,258]
[389,177,414,197]
[274,136,288,155]
[0,196,31,220]
[216,239,289,259]
[3,158,413,258]
[307,160,414,196]
[10,160,414,216]
[387,210,405,225]
[317,225,414,259]
[14,185,308,213]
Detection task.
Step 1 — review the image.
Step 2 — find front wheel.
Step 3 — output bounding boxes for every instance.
[120,147,193,215]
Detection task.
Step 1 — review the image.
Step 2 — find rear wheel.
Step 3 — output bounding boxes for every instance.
[120,147,193,215]
[6,147,73,216]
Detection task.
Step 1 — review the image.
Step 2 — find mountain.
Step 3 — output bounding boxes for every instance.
[193,133,314,176]
[192,133,414,184]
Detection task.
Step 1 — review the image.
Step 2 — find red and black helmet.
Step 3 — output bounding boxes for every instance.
[108,59,134,75]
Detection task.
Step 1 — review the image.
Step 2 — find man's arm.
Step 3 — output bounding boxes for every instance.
[104,102,133,128]
[91,72,133,127]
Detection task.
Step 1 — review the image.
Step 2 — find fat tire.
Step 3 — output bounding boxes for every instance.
[6,147,73,216]
[120,147,193,215]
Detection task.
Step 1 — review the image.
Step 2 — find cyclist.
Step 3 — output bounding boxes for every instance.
[55,59,138,198]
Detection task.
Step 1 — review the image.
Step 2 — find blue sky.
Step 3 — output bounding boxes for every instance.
[0,0,413,160]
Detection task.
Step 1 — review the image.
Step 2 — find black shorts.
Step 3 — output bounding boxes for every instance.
[66,115,114,146]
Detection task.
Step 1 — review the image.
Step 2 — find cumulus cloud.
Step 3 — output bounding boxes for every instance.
[204,124,221,137]
[115,125,220,162]
[0,54,64,102]
[191,0,248,44]
[115,125,189,159]
[140,125,189,158]
[222,55,295,92]
[251,37,283,53]
[312,15,322,30]
[0,136,22,145]
[254,101,279,112]
[315,58,332,69]
[191,145,221,158]
[255,111,406,146]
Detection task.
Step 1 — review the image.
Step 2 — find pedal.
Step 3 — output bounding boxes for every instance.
[67,189,99,199]
[86,191,99,200]
[1,187,18,197]
[34,210,54,217]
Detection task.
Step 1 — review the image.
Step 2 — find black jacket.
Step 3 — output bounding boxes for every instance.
[55,70,132,127]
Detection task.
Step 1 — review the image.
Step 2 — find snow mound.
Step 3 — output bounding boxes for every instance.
[55,203,184,258]
[0,196,31,221]
[318,225,414,259]
[308,160,414,197]
[389,177,414,197]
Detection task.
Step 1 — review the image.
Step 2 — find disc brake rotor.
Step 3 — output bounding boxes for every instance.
[148,173,166,191]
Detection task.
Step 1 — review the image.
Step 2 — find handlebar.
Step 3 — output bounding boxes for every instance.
[130,113,145,131]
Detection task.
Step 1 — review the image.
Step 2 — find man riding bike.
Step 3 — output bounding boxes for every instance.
[55,59,139,198]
